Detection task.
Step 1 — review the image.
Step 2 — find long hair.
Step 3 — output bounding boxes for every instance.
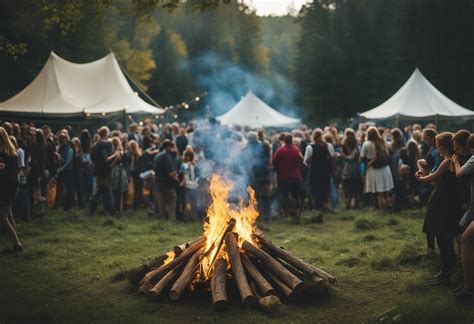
[129,140,142,158]
[71,137,83,156]
[311,128,326,146]
[406,141,420,162]
[342,128,357,155]
[0,127,17,157]
[367,126,386,151]
[111,136,123,153]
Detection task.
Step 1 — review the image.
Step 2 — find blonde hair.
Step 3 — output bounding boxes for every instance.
[111,137,123,152]
[0,127,17,157]
[129,140,142,157]
[311,128,326,146]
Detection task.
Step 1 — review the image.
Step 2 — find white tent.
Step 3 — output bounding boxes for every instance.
[216,91,300,128]
[0,51,164,116]
[360,68,474,120]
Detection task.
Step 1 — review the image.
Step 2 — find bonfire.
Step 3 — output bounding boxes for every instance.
[129,174,335,312]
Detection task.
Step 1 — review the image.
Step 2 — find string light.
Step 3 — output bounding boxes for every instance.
[101,112,106,116]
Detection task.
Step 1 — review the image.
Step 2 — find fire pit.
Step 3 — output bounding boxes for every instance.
[129,174,335,312]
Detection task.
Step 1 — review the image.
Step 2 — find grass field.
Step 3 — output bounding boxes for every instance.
[1,207,473,323]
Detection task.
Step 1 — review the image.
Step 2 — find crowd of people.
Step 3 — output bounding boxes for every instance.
[0,118,473,302]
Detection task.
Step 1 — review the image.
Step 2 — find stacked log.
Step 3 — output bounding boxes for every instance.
[129,232,335,312]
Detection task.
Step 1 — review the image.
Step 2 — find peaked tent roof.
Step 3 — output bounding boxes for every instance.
[360,68,474,120]
[216,91,300,128]
[0,52,164,116]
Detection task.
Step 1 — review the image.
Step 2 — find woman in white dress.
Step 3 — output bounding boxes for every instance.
[361,126,394,209]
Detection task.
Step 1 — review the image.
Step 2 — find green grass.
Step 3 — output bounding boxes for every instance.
[1,207,473,323]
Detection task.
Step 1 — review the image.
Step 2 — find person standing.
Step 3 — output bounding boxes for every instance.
[0,127,23,253]
[417,132,463,285]
[71,137,85,208]
[89,126,115,216]
[110,137,128,216]
[452,134,474,302]
[339,128,362,209]
[153,140,179,220]
[361,126,394,210]
[127,140,142,210]
[56,132,74,210]
[240,131,271,221]
[273,133,303,222]
[304,129,333,210]
[176,128,189,156]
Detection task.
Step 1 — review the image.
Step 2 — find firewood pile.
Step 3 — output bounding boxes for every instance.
[127,175,335,312]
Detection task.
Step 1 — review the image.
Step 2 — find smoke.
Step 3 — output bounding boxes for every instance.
[183,52,301,119]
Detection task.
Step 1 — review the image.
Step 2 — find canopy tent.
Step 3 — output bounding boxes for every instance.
[0,51,164,117]
[216,91,300,128]
[359,68,474,121]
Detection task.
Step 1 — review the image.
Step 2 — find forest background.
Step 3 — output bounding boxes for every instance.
[1,0,473,124]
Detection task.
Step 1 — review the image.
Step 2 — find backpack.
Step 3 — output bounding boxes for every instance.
[372,146,389,169]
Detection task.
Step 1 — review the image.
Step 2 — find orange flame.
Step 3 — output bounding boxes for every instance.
[202,174,259,279]
[163,251,175,266]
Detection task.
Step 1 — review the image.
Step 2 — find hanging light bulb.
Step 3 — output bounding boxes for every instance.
[184,104,190,109]
[101,112,106,116]
[174,114,178,119]
[195,97,200,102]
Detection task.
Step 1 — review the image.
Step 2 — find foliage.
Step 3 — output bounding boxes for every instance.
[295,0,474,122]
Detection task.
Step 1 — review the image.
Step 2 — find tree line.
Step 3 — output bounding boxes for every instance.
[1,0,473,124]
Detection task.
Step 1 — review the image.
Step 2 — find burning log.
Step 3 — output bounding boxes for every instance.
[210,258,228,312]
[241,254,275,297]
[242,240,305,296]
[256,236,336,284]
[169,249,203,301]
[128,174,333,312]
[225,233,256,305]
[139,236,206,293]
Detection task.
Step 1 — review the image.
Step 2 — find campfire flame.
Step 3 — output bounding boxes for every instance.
[201,174,259,279]
[163,251,175,266]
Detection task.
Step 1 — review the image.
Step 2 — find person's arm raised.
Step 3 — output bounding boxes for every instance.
[416,158,450,184]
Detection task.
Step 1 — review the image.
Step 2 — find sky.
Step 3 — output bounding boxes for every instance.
[244,0,308,16]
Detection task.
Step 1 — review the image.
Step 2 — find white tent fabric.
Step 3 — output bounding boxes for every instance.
[216,91,300,128]
[360,68,474,120]
[0,52,164,116]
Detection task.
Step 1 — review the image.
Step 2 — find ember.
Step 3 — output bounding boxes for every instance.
[130,173,335,312]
